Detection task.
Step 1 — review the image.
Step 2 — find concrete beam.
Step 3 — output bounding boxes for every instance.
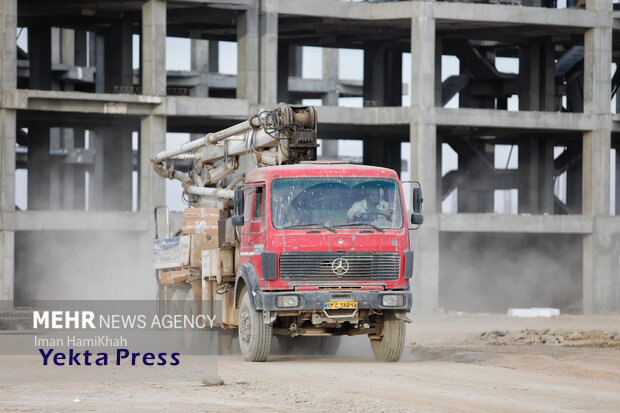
[438,213,593,234]
[433,2,602,28]
[164,96,249,117]
[2,90,162,116]
[265,0,372,19]
[435,108,598,131]
[314,106,411,125]
[142,0,167,96]
[0,211,150,231]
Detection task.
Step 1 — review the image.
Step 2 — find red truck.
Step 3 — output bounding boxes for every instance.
[152,106,423,361]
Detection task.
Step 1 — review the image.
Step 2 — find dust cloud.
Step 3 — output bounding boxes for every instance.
[15,230,156,301]
[438,232,583,313]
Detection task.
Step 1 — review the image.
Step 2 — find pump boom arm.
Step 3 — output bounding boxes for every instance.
[151,106,318,202]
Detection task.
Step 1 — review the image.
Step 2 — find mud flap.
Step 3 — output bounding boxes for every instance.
[395,312,413,323]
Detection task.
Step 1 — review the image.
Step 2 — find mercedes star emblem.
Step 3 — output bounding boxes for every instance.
[331,257,350,276]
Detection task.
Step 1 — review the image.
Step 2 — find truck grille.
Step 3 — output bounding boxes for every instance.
[279,252,400,281]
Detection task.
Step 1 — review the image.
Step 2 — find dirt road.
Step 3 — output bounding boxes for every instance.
[1,314,619,412]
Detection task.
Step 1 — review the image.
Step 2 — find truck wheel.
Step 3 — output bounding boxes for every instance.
[182,288,199,352]
[319,336,341,355]
[370,312,405,362]
[238,292,272,361]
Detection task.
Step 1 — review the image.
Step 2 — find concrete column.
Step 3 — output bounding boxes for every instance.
[566,143,583,213]
[277,42,290,103]
[95,33,105,93]
[61,29,75,66]
[458,143,494,213]
[518,43,540,111]
[106,19,133,93]
[290,46,302,78]
[321,140,338,159]
[616,148,619,216]
[139,116,166,285]
[28,25,52,90]
[27,125,51,210]
[102,123,133,211]
[237,6,259,103]
[364,44,402,107]
[0,7,17,310]
[88,31,96,68]
[191,39,210,97]
[411,11,439,314]
[89,123,132,211]
[582,0,613,313]
[140,116,166,212]
[410,123,438,314]
[518,138,554,214]
[0,0,16,92]
[363,139,401,175]
[323,48,339,106]
[434,38,442,107]
[89,129,104,210]
[74,30,87,67]
[72,128,86,210]
[260,10,278,104]
[0,108,16,303]
[142,0,166,96]
[541,42,556,111]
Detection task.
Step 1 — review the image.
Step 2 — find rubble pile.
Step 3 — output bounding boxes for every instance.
[471,329,620,348]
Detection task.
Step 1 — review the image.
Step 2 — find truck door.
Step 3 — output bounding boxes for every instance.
[240,185,266,274]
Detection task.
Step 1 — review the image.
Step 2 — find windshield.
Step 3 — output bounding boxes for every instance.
[271,178,404,230]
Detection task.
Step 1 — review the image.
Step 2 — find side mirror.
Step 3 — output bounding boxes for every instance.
[233,188,245,216]
[413,187,423,213]
[411,213,424,226]
[231,215,245,227]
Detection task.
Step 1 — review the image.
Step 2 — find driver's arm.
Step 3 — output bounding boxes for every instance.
[378,200,392,216]
[347,201,364,220]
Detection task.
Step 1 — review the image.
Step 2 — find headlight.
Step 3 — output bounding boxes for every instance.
[381,294,403,307]
[276,295,299,308]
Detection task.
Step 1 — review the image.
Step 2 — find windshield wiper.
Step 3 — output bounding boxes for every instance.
[331,222,385,233]
[281,223,337,233]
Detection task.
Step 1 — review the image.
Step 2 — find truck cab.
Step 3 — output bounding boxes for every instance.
[232,161,420,361]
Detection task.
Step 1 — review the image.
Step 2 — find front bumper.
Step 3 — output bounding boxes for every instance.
[255,289,412,312]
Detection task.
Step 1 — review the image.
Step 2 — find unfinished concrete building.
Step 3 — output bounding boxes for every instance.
[0,0,618,313]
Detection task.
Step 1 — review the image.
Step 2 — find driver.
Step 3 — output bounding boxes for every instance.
[347,189,392,221]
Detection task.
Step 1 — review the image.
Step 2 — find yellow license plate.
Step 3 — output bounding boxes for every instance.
[324,301,358,310]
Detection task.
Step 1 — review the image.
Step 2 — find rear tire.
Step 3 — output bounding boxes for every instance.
[238,292,272,362]
[370,312,405,362]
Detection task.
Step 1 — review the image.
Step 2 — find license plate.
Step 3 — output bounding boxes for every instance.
[324,301,358,310]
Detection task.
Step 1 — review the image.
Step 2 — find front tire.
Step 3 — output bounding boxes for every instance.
[238,292,272,362]
[370,312,405,362]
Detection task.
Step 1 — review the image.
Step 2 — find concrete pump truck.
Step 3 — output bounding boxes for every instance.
[151,105,424,362]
